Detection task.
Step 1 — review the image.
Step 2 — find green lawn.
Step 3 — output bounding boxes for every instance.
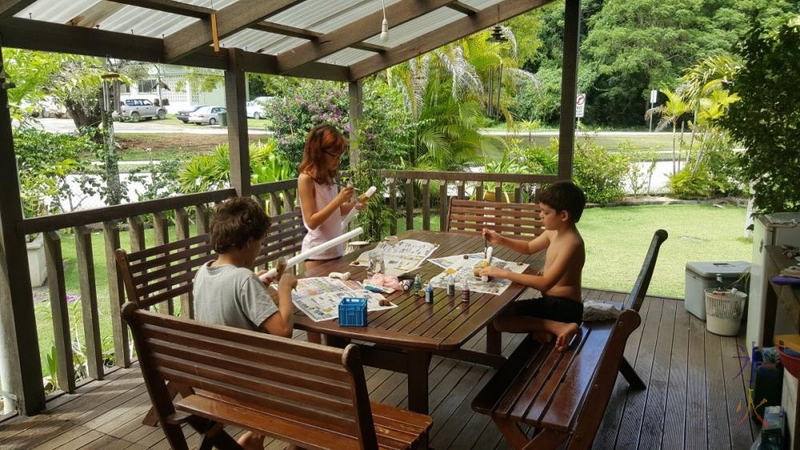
[35,203,750,375]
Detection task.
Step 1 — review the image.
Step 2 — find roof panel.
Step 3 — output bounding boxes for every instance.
[461,0,504,9]
[363,8,465,48]
[16,0,101,24]
[318,47,375,66]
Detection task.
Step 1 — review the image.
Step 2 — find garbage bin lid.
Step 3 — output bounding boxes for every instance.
[686,261,750,277]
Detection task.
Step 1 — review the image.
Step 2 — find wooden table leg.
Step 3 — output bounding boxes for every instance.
[487,322,502,355]
[407,351,432,415]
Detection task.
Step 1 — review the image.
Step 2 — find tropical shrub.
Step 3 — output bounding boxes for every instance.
[14,129,99,218]
[720,16,800,214]
[573,138,630,205]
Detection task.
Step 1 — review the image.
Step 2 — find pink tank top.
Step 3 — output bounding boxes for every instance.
[301,180,343,260]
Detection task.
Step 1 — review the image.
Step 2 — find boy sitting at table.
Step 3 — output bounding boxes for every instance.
[193,196,296,450]
[479,181,587,352]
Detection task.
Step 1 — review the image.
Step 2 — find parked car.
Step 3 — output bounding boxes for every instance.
[188,106,226,125]
[114,98,167,121]
[246,96,272,119]
[176,105,206,123]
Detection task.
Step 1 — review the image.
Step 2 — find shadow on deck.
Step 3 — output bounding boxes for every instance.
[0,292,757,450]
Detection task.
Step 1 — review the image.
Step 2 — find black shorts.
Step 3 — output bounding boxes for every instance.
[512,296,583,325]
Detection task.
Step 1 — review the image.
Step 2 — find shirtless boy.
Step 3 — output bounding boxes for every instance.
[479,180,587,352]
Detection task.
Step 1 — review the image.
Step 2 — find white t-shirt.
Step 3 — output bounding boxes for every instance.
[193,262,278,331]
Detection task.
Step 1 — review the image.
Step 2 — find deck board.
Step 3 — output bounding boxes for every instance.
[0,294,756,450]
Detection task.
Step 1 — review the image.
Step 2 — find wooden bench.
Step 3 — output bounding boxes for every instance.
[472,229,668,450]
[114,208,306,425]
[446,199,544,238]
[122,302,433,450]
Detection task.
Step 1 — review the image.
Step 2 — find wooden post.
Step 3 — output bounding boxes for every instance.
[74,226,103,380]
[44,231,75,393]
[348,79,363,167]
[558,0,581,181]
[225,48,250,197]
[103,221,130,368]
[0,48,46,415]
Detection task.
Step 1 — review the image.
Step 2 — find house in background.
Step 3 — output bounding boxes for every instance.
[119,64,227,113]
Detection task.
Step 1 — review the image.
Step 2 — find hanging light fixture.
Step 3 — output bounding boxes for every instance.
[380,0,389,42]
[486,25,507,43]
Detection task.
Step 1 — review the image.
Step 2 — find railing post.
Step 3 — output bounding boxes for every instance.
[405,178,414,231]
[558,0,581,180]
[153,212,173,315]
[476,182,484,202]
[127,216,146,252]
[388,178,398,236]
[43,231,75,393]
[195,204,210,235]
[422,179,431,231]
[439,182,448,232]
[175,208,193,319]
[74,226,103,380]
[103,221,130,368]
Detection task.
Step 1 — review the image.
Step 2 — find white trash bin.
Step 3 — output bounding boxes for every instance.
[704,288,747,336]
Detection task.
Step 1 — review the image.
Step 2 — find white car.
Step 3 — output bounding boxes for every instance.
[188,106,226,125]
[115,98,167,121]
[246,96,272,119]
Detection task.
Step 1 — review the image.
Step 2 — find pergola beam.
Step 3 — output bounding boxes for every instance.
[0,17,349,81]
[106,0,211,19]
[449,1,478,15]
[0,0,36,21]
[349,0,556,80]
[277,0,455,74]
[163,0,300,62]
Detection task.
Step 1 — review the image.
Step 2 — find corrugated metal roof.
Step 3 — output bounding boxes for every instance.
[2,0,553,80]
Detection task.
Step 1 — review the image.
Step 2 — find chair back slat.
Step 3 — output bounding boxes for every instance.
[623,229,668,312]
[447,199,544,238]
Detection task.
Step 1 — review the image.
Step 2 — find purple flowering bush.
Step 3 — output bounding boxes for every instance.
[271,81,350,167]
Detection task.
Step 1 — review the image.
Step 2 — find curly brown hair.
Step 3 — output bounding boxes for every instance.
[298,124,346,184]
[210,197,270,253]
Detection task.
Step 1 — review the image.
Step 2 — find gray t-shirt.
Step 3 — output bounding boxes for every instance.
[193,262,279,332]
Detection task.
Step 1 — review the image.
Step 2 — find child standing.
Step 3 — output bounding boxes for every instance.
[297,124,364,270]
[479,181,587,352]
[193,197,296,450]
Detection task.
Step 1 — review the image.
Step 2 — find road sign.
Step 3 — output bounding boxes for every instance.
[576,93,586,118]
[650,89,658,104]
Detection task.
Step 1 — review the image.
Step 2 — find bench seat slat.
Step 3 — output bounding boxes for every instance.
[148,339,352,397]
[157,365,358,431]
[177,394,427,450]
[540,322,614,430]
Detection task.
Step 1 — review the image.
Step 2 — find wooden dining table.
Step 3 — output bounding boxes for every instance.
[289,229,545,416]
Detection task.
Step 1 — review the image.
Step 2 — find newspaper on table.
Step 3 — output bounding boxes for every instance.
[350,239,438,275]
[290,277,396,322]
[428,253,530,296]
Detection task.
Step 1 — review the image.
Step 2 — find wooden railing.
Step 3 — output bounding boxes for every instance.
[377,170,557,234]
[19,181,298,397]
[13,171,554,401]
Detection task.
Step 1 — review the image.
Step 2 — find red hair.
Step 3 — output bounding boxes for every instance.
[298,124,345,184]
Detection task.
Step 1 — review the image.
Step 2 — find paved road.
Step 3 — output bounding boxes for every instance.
[36,118,269,135]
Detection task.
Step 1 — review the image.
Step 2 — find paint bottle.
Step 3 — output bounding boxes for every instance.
[424,283,434,304]
[447,275,456,296]
[414,274,422,292]
[461,278,470,303]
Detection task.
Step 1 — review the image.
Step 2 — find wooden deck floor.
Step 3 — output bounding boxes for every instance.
[0,292,757,450]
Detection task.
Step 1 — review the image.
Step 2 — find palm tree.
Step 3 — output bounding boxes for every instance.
[646,88,691,174]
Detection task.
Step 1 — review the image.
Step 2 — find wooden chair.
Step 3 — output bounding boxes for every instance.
[114,208,307,426]
[446,198,544,238]
[472,229,668,450]
[122,302,433,450]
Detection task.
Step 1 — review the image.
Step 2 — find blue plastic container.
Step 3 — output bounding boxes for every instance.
[339,297,368,327]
